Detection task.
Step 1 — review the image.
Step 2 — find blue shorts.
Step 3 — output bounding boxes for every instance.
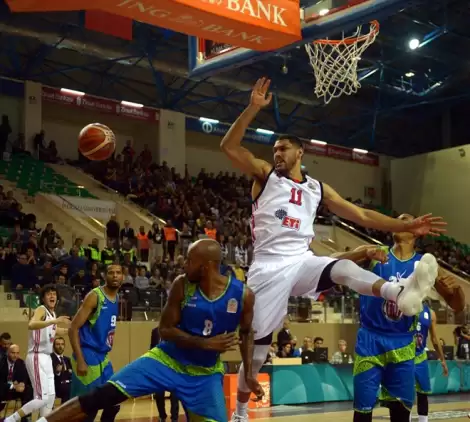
[353,328,416,412]
[415,360,431,394]
[71,348,114,398]
[109,350,227,422]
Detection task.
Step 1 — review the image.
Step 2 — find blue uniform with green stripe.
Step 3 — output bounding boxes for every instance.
[71,287,117,397]
[415,304,432,394]
[109,275,245,422]
[354,248,421,412]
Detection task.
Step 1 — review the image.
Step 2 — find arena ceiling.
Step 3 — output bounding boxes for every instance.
[0,0,469,157]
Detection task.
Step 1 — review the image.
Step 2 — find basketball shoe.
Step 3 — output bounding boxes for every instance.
[395,253,438,316]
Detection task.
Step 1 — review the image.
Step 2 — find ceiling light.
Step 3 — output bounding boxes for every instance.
[408,38,420,50]
[318,8,329,16]
[60,88,85,96]
[310,139,327,146]
[256,128,274,135]
[353,148,368,154]
[199,117,219,124]
[405,72,415,77]
[121,100,144,108]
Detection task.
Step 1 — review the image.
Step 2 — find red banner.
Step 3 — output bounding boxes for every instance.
[6,0,301,51]
[42,87,160,123]
[85,10,133,40]
[304,142,378,166]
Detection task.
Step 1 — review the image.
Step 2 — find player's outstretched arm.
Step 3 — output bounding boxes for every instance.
[220,77,272,181]
[330,245,388,265]
[28,306,70,330]
[434,269,465,313]
[69,291,98,375]
[322,183,447,236]
[430,310,448,376]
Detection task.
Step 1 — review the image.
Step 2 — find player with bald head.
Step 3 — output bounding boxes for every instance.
[36,239,262,422]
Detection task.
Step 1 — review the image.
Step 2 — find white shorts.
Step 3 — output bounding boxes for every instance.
[247,251,336,340]
[26,352,55,400]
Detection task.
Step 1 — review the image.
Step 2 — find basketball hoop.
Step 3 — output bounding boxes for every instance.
[305,21,379,104]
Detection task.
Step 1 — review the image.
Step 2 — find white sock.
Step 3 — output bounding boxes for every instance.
[37,418,48,422]
[418,416,428,422]
[5,412,21,422]
[380,282,401,301]
[235,401,249,418]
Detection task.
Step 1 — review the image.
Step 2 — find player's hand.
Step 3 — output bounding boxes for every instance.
[365,246,388,263]
[436,274,459,290]
[246,377,265,402]
[205,333,239,352]
[77,360,88,377]
[441,360,449,377]
[250,78,272,108]
[55,315,71,326]
[405,214,447,237]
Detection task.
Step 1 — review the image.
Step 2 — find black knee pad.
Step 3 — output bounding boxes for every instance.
[101,405,121,422]
[388,401,410,422]
[417,392,429,416]
[79,383,127,415]
[254,333,272,346]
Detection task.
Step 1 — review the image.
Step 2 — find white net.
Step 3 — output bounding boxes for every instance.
[305,21,379,104]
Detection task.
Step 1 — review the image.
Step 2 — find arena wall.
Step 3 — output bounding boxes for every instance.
[391,145,470,243]
[1,321,457,372]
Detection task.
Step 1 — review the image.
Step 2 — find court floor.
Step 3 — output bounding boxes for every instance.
[112,394,470,421]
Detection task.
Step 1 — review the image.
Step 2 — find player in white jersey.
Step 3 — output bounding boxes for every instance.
[221,78,447,422]
[5,285,70,422]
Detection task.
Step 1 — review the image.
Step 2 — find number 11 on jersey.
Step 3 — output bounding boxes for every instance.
[289,188,303,206]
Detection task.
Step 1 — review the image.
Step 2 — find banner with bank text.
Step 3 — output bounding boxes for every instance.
[45,194,117,221]
[42,87,160,123]
[186,116,379,166]
[5,0,301,51]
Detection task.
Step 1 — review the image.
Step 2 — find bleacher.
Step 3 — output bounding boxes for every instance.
[0,154,96,198]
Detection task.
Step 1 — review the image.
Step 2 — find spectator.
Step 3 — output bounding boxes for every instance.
[204,221,217,240]
[277,342,292,358]
[235,239,248,269]
[314,337,324,350]
[52,239,69,262]
[0,333,12,360]
[71,238,86,258]
[105,215,120,247]
[149,268,163,288]
[162,220,178,261]
[0,114,12,158]
[136,226,150,263]
[277,320,292,350]
[51,337,72,403]
[330,340,354,364]
[122,266,134,286]
[65,247,87,275]
[70,269,88,287]
[39,223,60,254]
[120,240,137,265]
[179,223,193,258]
[121,140,135,171]
[101,240,118,266]
[85,238,101,263]
[299,336,314,355]
[0,345,33,422]
[36,259,55,286]
[120,220,135,245]
[290,337,301,357]
[265,342,278,364]
[134,267,150,290]
[89,262,104,284]
[148,222,163,264]
[11,253,38,291]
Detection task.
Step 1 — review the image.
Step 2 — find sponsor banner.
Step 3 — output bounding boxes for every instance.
[6,0,301,51]
[186,116,379,166]
[45,194,116,220]
[42,87,160,123]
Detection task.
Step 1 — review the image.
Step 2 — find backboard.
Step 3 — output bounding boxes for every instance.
[188,0,417,78]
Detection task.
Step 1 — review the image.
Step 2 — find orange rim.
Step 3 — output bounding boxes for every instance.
[313,20,379,45]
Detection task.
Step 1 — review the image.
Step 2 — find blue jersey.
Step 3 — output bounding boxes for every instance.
[158,275,245,369]
[359,248,422,334]
[79,287,118,354]
[416,304,431,356]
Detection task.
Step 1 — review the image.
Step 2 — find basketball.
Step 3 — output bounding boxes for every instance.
[78,123,116,161]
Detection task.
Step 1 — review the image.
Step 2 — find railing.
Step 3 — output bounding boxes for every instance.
[62,166,168,229]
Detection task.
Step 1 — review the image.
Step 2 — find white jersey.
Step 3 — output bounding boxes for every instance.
[251,170,322,258]
[27,306,57,355]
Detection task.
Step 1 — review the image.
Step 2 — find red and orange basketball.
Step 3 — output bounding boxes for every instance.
[78,123,115,161]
